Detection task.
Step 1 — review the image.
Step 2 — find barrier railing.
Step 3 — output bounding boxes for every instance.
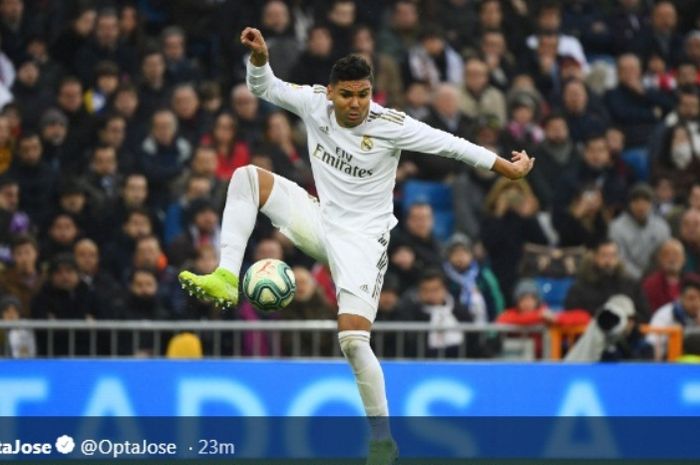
[0,320,547,359]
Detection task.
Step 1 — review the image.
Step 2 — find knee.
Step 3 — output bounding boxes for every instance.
[339,330,370,358]
[231,165,273,207]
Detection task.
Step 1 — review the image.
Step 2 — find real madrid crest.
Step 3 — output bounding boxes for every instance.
[361,135,373,151]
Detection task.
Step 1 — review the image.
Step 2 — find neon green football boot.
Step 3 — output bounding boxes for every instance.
[178,267,239,309]
[366,439,398,465]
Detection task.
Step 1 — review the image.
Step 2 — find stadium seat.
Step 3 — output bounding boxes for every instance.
[534,277,574,311]
[402,180,454,241]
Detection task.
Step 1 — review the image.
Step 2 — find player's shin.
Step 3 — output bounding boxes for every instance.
[338,330,392,441]
[219,165,260,274]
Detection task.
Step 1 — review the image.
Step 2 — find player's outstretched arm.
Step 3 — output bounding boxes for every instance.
[240,26,315,117]
[240,27,269,66]
[492,150,535,180]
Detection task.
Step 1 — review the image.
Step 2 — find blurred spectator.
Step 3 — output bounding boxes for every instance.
[230,84,264,144]
[561,79,609,144]
[566,294,652,361]
[51,6,97,70]
[171,83,211,147]
[260,0,300,81]
[643,238,686,313]
[112,83,146,150]
[325,0,356,60]
[168,198,220,268]
[653,124,700,199]
[526,1,589,73]
[171,145,227,210]
[609,0,650,57]
[0,115,12,173]
[12,58,50,129]
[481,178,547,304]
[641,1,683,69]
[504,91,544,151]
[102,207,153,279]
[372,272,400,357]
[56,76,93,168]
[0,175,30,262]
[96,113,132,171]
[402,81,430,120]
[130,235,182,317]
[0,234,41,314]
[530,113,577,209]
[83,145,122,210]
[262,111,312,189]
[289,24,335,86]
[200,111,250,181]
[106,173,150,243]
[678,208,700,273]
[163,174,213,246]
[1,294,34,357]
[118,4,145,51]
[459,56,506,127]
[564,240,650,321]
[74,238,123,320]
[647,273,700,360]
[180,244,220,321]
[38,108,69,172]
[498,279,553,326]
[40,212,80,262]
[0,0,37,66]
[396,268,481,358]
[609,183,671,279]
[10,131,56,223]
[138,49,168,118]
[115,268,168,355]
[352,24,404,109]
[475,30,517,92]
[84,60,120,115]
[161,26,201,86]
[73,8,136,84]
[390,202,443,272]
[605,53,674,147]
[405,84,472,181]
[377,0,420,64]
[32,253,97,355]
[442,232,504,323]
[139,109,192,209]
[281,266,336,356]
[405,25,462,89]
[553,183,608,248]
[554,134,628,219]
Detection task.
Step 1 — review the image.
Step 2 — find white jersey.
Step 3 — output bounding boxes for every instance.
[247,61,497,235]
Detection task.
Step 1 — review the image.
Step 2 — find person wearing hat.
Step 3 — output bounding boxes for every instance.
[609,182,671,280]
[442,232,504,323]
[38,108,69,172]
[497,279,552,326]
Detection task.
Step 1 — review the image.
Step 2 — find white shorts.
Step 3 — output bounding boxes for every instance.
[260,173,389,322]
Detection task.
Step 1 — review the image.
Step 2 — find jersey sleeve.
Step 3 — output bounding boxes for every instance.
[246,61,320,117]
[393,114,497,170]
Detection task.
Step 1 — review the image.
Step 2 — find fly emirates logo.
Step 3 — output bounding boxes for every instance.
[312,143,374,178]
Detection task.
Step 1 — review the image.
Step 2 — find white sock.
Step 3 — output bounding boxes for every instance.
[339,330,391,441]
[219,166,260,274]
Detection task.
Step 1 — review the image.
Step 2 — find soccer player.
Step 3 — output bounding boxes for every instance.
[179,27,535,465]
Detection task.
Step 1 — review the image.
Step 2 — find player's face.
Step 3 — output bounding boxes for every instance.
[328,80,372,128]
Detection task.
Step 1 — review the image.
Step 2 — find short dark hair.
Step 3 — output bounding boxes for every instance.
[419,268,446,285]
[329,54,373,84]
[681,274,700,293]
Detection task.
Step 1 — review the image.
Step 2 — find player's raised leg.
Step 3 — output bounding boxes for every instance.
[337,300,398,465]
[178,165,274,308]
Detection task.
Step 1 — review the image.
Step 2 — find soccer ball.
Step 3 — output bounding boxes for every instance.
[242,258,296,311]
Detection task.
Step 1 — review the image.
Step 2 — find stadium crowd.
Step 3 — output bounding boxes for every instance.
[1,0,700,360]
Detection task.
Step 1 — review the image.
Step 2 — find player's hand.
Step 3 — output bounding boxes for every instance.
[240,27,268,65]
[510,150,535,179]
